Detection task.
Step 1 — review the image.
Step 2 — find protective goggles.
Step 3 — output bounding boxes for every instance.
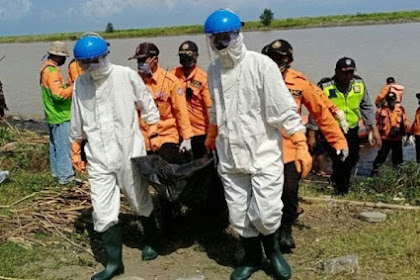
[178,50,195,56]
[78,55,107,70]
[207,31,240,50]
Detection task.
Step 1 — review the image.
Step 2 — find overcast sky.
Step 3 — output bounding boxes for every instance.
[1,0,420,36]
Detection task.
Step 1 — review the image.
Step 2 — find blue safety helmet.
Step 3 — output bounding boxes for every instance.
[73,36,109,61]
[204,9,243,34]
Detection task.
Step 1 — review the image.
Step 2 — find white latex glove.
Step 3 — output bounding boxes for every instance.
[179,139,192,152]
[403,135,416,146]
[334,110,349,134]
[336,149,349,162]
[409,135,416,146]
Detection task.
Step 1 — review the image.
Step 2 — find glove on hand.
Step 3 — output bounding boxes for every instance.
[205,124,218,153]
[71,141,86,173]
[336,149,349,162]
[290,132,313,179]
[179,138,192,152]
[334,110,349,134]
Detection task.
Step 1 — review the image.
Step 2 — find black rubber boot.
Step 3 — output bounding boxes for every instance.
[279,226,295,254]
[91,224,124,280]
[230,236,262,280]
[139,212,159,261]
[261,233,292,280]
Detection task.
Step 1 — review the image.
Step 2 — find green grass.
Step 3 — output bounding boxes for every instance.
[1,10,420,43]
[0,242,40,277]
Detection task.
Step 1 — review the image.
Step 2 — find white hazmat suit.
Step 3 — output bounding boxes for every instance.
[207,33,305,237]
[70,63,159,233]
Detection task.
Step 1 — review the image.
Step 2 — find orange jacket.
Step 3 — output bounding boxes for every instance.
[170,66,212,137]
[139,66,193,151]
[375,84,404,107]
[40,60,73,100]
[410,108,420,136]
[67,59,84,84]
[282,68,347,164]
[376,104,410,140]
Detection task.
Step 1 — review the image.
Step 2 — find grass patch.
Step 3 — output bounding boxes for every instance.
[0,242,40,277]
[1,10,420,43]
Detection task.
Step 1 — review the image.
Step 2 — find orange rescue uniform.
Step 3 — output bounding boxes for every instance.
[410,108,420,136]
[140,67,193,151]
[67,59,84,84]
[170,66,212,136]
[376,104,410,141]
[282,68,347,163]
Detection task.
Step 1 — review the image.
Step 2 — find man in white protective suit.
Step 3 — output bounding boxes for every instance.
[203,9,312,280]
[69,34,161,280]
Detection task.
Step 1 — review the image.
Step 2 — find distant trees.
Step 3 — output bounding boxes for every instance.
[260,8,274,26]
[105,22,114,33]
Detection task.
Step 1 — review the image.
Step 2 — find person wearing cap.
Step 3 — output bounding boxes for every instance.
[410,93,420,162]
[375,77,405,108]
[318,57,382,194]
[70,34,161,280]
[261,39,348,253]
[40,41,74,184]
[372,92,410,174]
[129,42,193,162]
[170,40,211,158]
[204,9,312,280]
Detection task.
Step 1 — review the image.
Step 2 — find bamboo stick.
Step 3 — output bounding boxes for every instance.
[300,196,420,210]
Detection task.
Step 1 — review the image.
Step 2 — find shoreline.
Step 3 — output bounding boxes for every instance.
[1,10,420,44]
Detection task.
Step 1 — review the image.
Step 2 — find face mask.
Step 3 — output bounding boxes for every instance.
[137,61,152,77]
[57,57,66,66]
[81,56,111,80]
[179,54,196,68]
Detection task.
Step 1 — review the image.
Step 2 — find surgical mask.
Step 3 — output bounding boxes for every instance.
[137,61,152,77]
[179,54,196,68]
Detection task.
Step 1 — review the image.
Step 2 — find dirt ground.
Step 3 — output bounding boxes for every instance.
[17,199,401,280]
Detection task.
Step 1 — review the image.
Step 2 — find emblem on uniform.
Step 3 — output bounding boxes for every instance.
[190,80,202,88]
[272,41,282,49]
[353,85,361,93]
[178,88,184,96]
[328,88,337,98]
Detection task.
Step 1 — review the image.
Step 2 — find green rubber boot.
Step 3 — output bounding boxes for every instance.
[230,237,262,280]
[139,212,159,261]
[261,232,292,280]
[91,224,124,280]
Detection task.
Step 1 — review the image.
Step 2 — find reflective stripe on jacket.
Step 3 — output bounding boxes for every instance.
[321,79,365,129]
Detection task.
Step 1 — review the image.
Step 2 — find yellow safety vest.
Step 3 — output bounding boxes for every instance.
[321,79,365,128]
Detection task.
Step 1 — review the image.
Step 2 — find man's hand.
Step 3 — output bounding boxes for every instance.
[290,132,313,179]
[205,124,218,153]
[71,141,86,173]
[369,125,382,148]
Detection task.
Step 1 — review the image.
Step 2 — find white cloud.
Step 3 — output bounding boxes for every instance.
[82,0,143,17]
[0,0,32,21]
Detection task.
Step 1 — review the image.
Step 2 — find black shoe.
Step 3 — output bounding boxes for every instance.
[91,224,124,280]
[139,212,159,261]
[261,233,292,280]
[230,237,262,280]
[279,228,295,253]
